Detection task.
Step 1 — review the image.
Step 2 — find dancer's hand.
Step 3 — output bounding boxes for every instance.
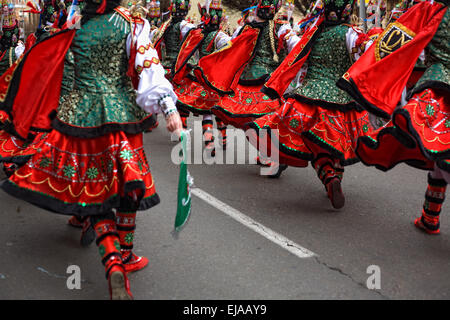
[166,112,183,138]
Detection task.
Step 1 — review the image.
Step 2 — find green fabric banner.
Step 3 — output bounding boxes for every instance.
[173,130,192,237]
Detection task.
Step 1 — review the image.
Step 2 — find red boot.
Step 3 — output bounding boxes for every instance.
[414,173,446,235]
[325,177,345,210]
[215,117,227,149]
[68,216,85,228]
[116,211,149,273]
[313,155,345,209]
[108,265,133,300]
[202,120,215,156]
[94,218,133,300]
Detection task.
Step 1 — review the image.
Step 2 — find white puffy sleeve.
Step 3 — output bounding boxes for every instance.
[232,25,242,39]
[15,44,25,59]
[180,20,196,38]
[277,23,301,53]
[214,30,231,50]
[345,27,372,62]
[127,18,178,117]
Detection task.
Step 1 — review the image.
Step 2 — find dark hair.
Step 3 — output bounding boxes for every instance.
[80,0,122,25]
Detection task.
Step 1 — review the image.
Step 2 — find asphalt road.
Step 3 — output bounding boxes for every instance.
[0,114,449,300]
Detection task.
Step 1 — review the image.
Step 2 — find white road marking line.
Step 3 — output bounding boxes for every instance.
[191,187,316,259]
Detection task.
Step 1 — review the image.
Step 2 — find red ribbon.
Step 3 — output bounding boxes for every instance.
[96,0,107,14]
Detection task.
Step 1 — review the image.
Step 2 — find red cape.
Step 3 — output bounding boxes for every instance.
[0,29,76,140]
[172,28,205,84]
[337,1,447,119]
[262,16,324,100]
[193,25,261,94]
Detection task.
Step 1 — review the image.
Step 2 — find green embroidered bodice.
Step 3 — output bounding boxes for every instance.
[199,30,219,58]
[0,47,16,77]
[57,11,148,129]
[291,24,354,105]
[240,21,285,82]
[415,8,449,90]
[61,49,74,96]
[162,21,183,69]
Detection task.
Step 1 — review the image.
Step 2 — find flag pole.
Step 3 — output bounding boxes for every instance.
[359,0,366,32]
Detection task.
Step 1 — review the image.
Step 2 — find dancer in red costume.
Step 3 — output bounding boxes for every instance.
[193,0,288,129]
[244,0,379,208]
[0,0,182,299]
[151,0,195,130]
[338,0,449,233]
[172,0,231,153]
[0,0,21,75]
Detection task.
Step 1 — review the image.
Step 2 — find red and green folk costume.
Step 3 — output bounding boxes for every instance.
[171,0,230,150]
[23,0,81,51]
[193,0,287,129]
[146,0,161,28]
[172,27,229,115]
[172,0,230,116]
[151,0,194,78]
[0,2,178,299]
[338,1,449,233]
[245,0,376,208]
[0,1,20,76]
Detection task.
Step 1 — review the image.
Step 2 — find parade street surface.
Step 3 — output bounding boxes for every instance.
[0,115,449,301]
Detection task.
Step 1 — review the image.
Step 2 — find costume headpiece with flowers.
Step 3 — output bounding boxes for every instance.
[146,0,161,27]
[198,0,223,30]
[169,0,190,21]
[255,0,281,20]
[0,0,19,51]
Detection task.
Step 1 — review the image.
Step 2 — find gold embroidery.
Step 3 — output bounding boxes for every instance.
[375,21,416,61]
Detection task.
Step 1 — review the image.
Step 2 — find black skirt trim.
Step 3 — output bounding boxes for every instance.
[302,130,360,166]
[212,105,275,120]
[336,77,390,119]
[408,80,450,100]
[51,114,158,139]
[394,108,450,161]
[176,100,212,116]
[238,75,270,86]
[354,112,441,173]
[0,154,32,165]
[193,66,235,96]
[1,179,161,216]
[261,85,281,100]
[283,91,363,113]
[356,138,432,173]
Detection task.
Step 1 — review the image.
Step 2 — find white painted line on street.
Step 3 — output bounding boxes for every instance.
[191,187,316,259]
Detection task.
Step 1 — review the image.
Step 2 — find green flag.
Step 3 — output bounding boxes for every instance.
[173,130,192,237]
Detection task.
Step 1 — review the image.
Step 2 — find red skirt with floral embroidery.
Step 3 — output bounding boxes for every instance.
[246,98,376,166]
[356,88,448,172]
[174,77,220,115]
[212,83,281,128]
[1,129,159,216]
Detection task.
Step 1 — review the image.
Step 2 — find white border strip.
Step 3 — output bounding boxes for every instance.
[191,188,316,259]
